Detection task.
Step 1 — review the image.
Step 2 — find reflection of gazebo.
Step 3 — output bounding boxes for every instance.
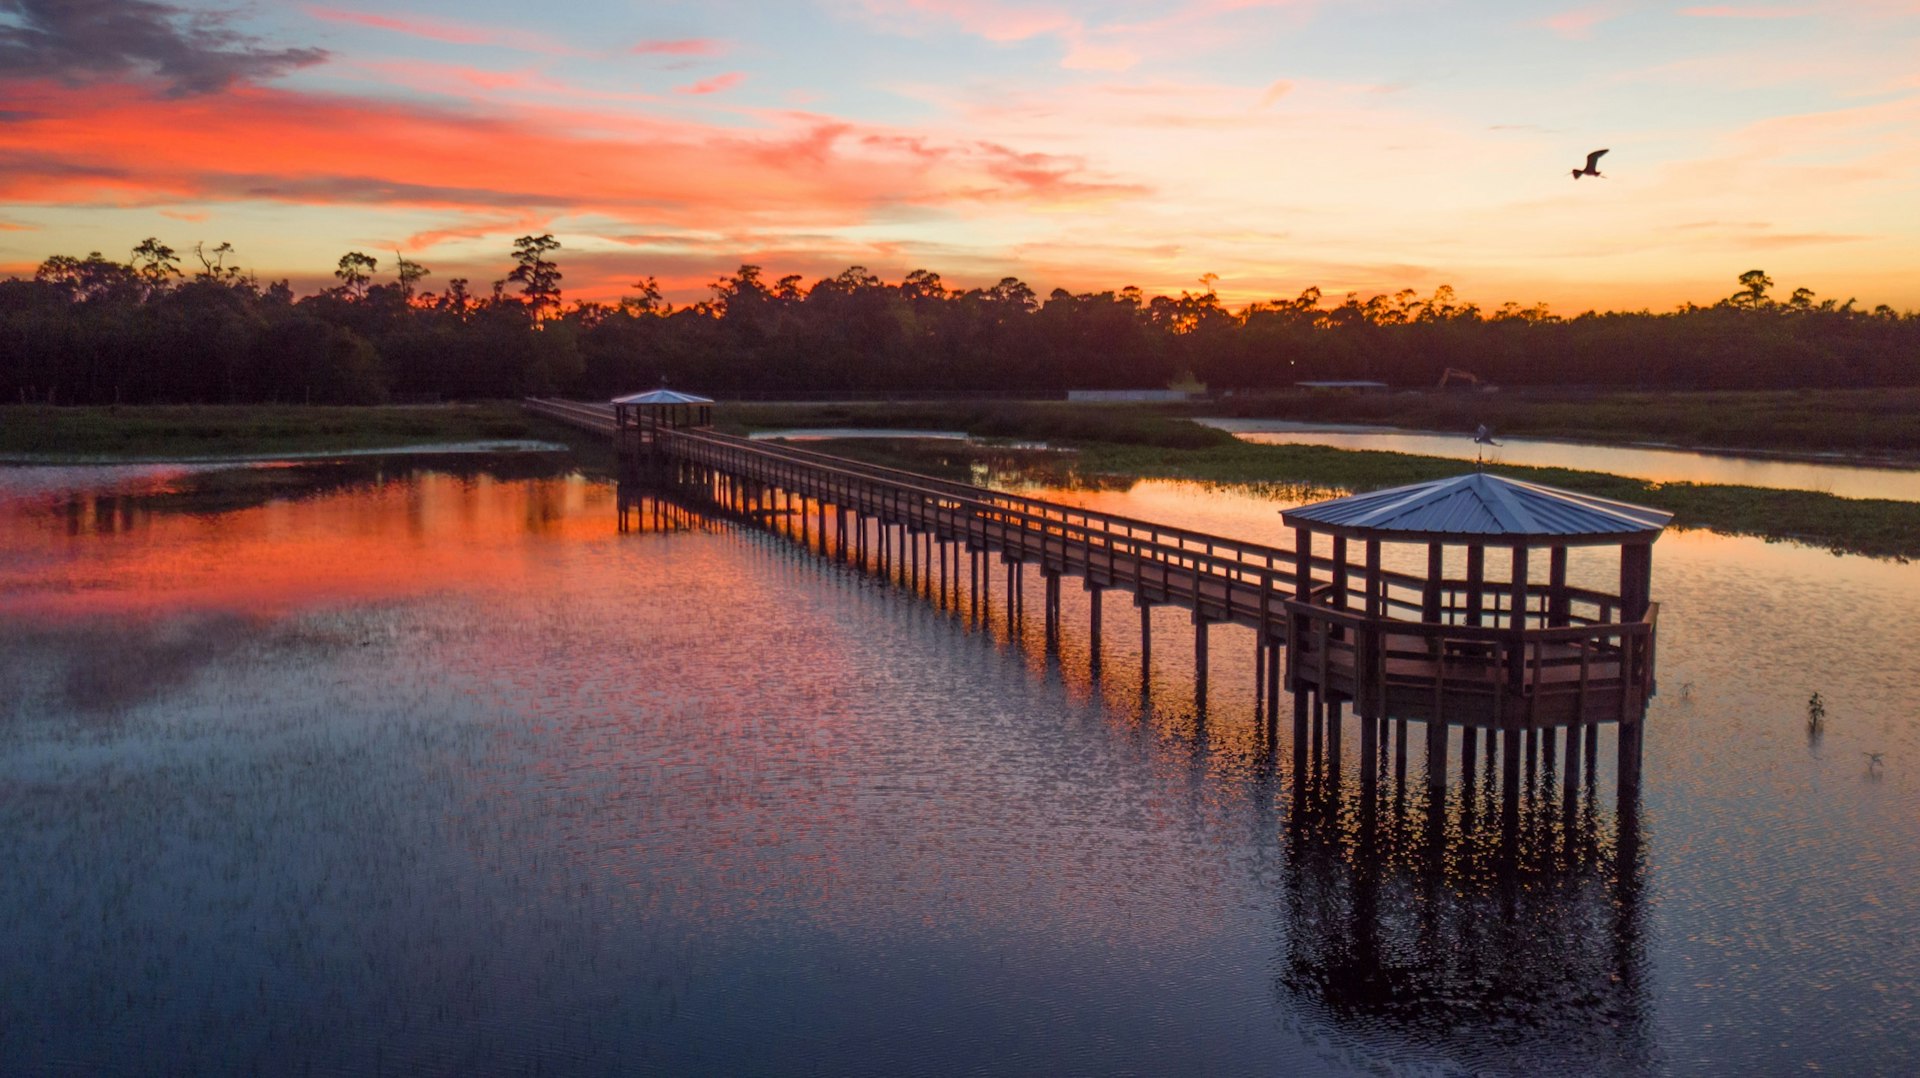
[1280,473,1671,793]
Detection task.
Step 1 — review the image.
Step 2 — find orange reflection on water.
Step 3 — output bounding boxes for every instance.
[0,469,616,622]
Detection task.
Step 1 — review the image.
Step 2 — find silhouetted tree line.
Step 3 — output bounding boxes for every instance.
[4,239,1915,405]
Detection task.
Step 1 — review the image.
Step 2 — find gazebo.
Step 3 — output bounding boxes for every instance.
[612,387,713,463]
[1279,473,1672,800]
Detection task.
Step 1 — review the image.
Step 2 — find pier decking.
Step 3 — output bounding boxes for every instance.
[525,396,1663,807]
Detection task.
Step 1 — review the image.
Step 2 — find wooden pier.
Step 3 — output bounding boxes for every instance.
[526,396,1666,812]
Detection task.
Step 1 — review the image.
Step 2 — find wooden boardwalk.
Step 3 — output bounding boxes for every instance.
[525,397,1655,759]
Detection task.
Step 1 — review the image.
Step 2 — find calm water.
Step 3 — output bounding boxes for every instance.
[2,457,1916,1075]
[1205,419,1920,502]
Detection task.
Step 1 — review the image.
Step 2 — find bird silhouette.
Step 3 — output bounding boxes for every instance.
[1572,148,1608,179]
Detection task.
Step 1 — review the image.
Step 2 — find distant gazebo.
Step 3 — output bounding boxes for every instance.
[612,387,713,438]
[1279,473,1672,803]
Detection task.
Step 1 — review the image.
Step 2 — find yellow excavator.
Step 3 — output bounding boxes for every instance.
[1437,367,1492,391]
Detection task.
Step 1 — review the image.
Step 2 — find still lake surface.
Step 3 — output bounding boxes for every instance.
[1,455,1916,1075]
[1204,419,1920,502]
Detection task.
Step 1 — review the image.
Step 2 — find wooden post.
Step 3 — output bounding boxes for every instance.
[1563,723,1584,819]
[1465,546,1486,625]
[1394,718,1408,792]
[1618,716,1644,812]
[1193,614,1210,712]
[1087,582,1104,671]
[1044,570,1062,647]
[1266,643,1282,727]
[1330,536,1349,609]
[1461,727,1479,792]
[1327,698,1344,786]
[1426,719,1447,793]
[1360,698,1379,802]
[1502,723,1522,832]
[1423,543,1444,622]
[1007,560,1019,630]
[1255,638,1266,714]
[1620,541,1653,623]
[1292,691,1310,791]
[1139,599,1153,690]
[1509,545,1530,691]
[1548,545,1570,627]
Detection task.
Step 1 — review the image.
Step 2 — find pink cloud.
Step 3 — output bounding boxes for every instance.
[677,73,745,95]
[1679,5,1813,15]
[304,6,572,53]
[632,39,725,56]
[1535,5,1621,38]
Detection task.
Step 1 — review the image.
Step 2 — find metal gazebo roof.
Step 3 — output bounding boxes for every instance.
[610,388,714,406]
[1281,472,1672,545]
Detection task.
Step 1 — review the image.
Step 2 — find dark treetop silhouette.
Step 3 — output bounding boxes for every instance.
[5,234,1917,406]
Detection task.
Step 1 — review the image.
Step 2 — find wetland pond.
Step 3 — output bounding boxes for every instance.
[1,454,1916,1075]
[1204,419,1920,502]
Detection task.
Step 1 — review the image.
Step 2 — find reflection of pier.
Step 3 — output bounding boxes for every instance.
[532,396,1669,813]
[1275,726,1651,1073]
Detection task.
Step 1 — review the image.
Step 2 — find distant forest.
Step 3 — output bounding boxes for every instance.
[4,235,1916,405]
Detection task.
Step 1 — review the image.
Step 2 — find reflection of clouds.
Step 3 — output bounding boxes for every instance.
[0,457,598,621]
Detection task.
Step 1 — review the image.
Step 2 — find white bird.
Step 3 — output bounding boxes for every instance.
[1572,148,1608,179]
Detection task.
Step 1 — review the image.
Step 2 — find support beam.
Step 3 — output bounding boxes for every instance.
[1193,615,1211,712]
[1621,541,1654,623]
[1426,719,1448,793]
[1139,599,1154,691]
[1423,543,1445,622]
[1502,725,1522,832]
[1466,546,1486,626]
[1087,583,1104,670]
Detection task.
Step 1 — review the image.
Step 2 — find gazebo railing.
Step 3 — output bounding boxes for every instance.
[1285,583,1657,727]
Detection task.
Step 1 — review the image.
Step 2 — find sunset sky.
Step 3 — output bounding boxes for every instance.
[3,0,1916,312]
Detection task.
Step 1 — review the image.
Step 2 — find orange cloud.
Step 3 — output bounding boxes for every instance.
[0,79,1147,239]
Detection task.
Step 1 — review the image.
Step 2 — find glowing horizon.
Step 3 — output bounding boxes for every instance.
[2,0,1917,313]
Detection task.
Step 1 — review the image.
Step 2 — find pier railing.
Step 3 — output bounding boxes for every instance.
[525,398,1657,732]
[1285,582,1657,728]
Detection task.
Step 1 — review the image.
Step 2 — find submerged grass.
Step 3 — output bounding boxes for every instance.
[0,402,584,459]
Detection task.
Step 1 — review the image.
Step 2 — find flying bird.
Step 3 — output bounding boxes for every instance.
[1572,148,1608,179]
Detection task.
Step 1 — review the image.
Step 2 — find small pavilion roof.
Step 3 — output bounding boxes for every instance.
[611,388,714,406]
[1281,472,1671,545]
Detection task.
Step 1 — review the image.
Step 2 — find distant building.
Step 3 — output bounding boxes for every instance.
[1067,389,1206,403]
[1295,380,1390,394]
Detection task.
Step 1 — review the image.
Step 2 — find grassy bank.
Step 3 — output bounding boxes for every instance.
[0,402,591,459]
[717,400,1920,560]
